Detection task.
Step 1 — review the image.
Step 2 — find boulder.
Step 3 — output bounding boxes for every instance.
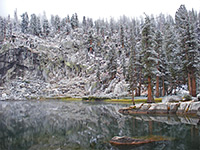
[153,103,168,114]
[61,39,73,49]
[113,80,128,96]
[197,93,200,101]
[186,101,200,116]
[168,103,180,114]
[162,95,182,103]
[183,94,192,101]
[176,102,192,115]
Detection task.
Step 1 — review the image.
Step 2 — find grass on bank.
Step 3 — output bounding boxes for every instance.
[104,98,162,104]
[39,96,162,104]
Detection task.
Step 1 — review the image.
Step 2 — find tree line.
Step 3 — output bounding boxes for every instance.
[0,5,199,104]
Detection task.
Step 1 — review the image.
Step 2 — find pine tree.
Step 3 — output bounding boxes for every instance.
[141,15,158,102]
[54,15,61,32]
[21,12,29,33]
[175,5,199,96]
[107,43,117,80]
[71,14,79,29]
[43,18,50,37]
[6,15,12,40]
[127,30,137,105]
[29,14,37,35]
[163,24,180,95]
[154,29,162,97]
[0,16,4,42]
[120,25,125,48]
[13,9,19,32]
[36,17,42,36]
[60,18,67,32]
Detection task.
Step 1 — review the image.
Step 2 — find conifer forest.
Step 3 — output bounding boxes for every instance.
[0,4,200,103]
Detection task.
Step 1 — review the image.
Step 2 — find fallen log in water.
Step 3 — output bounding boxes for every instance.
[110,135,170,146]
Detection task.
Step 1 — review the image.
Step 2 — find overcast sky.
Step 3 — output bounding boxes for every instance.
[0,0,200,20]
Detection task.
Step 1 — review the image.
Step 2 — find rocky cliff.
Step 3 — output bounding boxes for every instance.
[0,33,129,100]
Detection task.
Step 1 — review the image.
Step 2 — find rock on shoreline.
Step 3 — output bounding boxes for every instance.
[119,101,200,117]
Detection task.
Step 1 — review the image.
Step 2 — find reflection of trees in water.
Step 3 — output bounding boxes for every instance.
[0,101,199,150]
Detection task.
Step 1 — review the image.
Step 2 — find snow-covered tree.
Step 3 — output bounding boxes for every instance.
[71,13,79,29]
[29,14,37,35]
[42,18,50,37]
[175,5,199,96]
[36,17,42,36]
[127,29,138,104]
[0,16,4,41]
[141,15,158,102]
[154,29,162,97]
[5,15,12,40]
[54,15,61,32]
[21,12,29,33]
[107,43,117,80]
[13,9,20,32]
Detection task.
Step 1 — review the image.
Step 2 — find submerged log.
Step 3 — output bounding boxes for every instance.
[110,136,170,146]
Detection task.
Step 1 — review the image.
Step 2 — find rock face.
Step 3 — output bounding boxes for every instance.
[119,101,200,117]
[0,47,42,84]
[0,33,131,100]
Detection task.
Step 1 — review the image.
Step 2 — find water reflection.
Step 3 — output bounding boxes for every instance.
[0,100,200,150]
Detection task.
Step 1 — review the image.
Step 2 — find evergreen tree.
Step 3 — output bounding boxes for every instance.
[13,9,19,32]
[163,24,178,94]
[154,29,162,97]
[71,13,79,29]
[107,43,117,80]
[120,25,125,48]
[141,15,158,102]
[0,16,4,41]
[175,5,199,96]
[36,17,42,36]
[6,15,12,39]
[127,30,137,105]
[75,13,79,28]
[43,18,50,37]
[29,14,37,35]
[21,12,29,33]
[60,18,67,32]
[54,15,61,32]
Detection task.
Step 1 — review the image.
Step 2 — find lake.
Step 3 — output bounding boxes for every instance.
[0,100,199,150]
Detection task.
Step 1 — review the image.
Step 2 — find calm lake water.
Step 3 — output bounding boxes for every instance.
[0,100,200,150]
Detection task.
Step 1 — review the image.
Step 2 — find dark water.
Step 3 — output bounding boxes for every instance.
[0,100,200,150]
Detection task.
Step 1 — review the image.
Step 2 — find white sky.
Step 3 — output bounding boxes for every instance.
[0,0,200,20]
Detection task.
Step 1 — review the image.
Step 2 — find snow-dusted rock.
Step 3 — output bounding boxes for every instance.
[197,93,200,101]
[162,95,182,103]
[113,80,128,96]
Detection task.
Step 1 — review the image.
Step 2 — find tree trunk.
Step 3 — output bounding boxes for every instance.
[162,77,165,96]
[191,72,196,97]
[90,40,92,53]
[131,88,135,105]
[188,73,192,95]
[155,76,159,97]
[147,76,154,103]
[138,72,142,96]
[135,88,139,96]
